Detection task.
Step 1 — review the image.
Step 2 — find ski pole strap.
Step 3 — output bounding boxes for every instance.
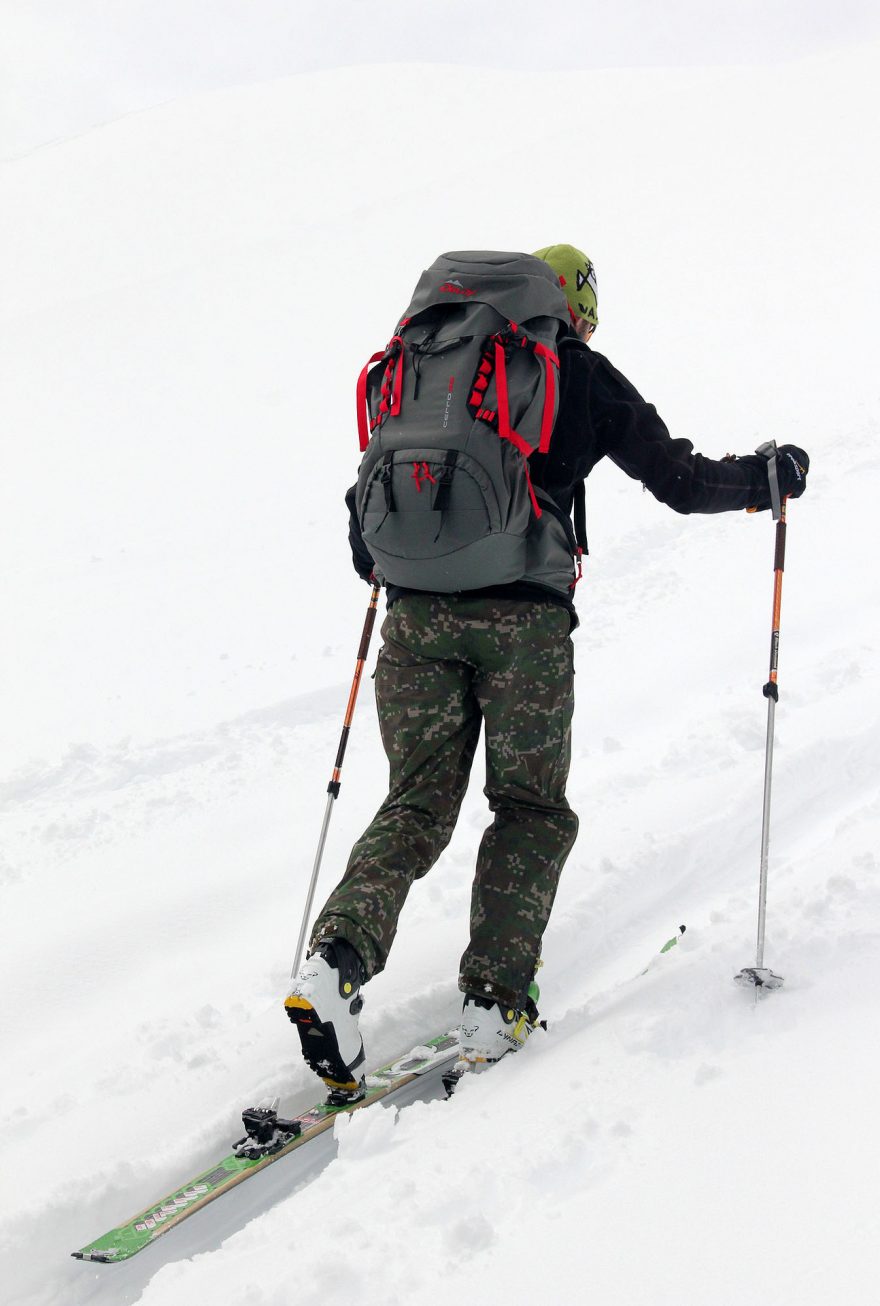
[756,440,782,522]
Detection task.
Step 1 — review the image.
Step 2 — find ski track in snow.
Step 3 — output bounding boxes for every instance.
[1,684,344,866]
[3,40,880,1306]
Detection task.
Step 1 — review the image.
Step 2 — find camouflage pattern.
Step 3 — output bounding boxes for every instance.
[309,594,578,1009]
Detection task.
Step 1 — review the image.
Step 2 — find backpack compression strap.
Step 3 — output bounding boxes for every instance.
[472,329,556,517]
[357,350,386,451]
[534,342,559,454]
[493,339,559,450]
[466,328,559,454]
[357,333,407,452]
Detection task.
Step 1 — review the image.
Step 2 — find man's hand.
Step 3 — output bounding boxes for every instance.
[742,443,810,511]
[776,444,809,500]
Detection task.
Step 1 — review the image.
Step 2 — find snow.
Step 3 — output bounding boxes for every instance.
[7,1,880,159]
[2,26,880,1306]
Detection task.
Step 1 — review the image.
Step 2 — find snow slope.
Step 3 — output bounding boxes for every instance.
[2,42,880,1306]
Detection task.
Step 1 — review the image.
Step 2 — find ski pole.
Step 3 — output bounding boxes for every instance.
[289,581,381,980]
[735,442,786,993]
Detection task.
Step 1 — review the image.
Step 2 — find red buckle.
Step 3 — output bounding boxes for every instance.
[570,547,584,589]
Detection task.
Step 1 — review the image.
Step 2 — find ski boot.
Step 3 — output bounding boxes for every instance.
[445,981,542,1093]
[285,939,367,1102]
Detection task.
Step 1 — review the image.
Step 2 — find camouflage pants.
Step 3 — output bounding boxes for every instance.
[309,594,579,1009]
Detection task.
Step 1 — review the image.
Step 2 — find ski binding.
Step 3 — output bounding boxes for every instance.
[441,1059,468,1096]
[233,1102,303,1159]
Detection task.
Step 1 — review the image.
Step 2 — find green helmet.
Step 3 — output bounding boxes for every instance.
[532,244,598,325]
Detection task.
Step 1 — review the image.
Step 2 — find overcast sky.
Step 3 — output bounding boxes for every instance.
[3,0,880,157]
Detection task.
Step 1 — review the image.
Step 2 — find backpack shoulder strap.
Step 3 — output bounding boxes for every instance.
[573,478,588,556]
[555,334,589,552]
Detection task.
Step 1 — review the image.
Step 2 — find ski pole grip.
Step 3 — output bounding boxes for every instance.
[357,583,381,660]
[326,583,382,798]
[774,512,786,573]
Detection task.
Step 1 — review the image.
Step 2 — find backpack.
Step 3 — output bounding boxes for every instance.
[354,250,584,595]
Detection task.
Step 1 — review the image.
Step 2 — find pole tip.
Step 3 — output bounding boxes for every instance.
[734,966,784,991]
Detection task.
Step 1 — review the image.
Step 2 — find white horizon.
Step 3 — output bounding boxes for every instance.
[3,0,880,158]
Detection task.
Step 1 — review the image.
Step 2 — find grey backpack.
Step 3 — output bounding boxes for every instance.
[354,250,580,595]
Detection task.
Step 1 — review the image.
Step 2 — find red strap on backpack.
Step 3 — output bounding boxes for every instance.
[493,339,542,519]
[357,350,387,452]
[534,342,559,454]
[388,336,405,418]
[493,335,559,454]
[493,339,512,442]
[357,337,406,452]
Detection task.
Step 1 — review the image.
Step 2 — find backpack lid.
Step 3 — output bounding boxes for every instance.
[402,250,570,327]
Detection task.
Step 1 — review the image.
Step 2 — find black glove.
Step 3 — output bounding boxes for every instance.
[775,444,809,500]
[345,483,377,581]
[739,443,809,511]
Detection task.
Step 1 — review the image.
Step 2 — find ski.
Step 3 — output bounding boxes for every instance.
[72,1028,459,1264]
[73,927,686,1264]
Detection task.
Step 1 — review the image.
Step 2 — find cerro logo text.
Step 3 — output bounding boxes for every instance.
[440,279,475,296]
[443,376,455,428]
[134,1184,210,1232]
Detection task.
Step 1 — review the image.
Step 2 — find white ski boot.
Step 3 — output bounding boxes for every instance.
[285,939,367,1100]
[456,986,540,1073]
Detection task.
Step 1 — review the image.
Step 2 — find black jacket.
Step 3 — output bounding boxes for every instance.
[347,333,773,613]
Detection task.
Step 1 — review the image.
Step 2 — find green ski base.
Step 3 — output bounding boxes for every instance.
[72,1029,459,1264]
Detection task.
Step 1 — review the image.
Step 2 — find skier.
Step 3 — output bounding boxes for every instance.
[285,244,809,1093]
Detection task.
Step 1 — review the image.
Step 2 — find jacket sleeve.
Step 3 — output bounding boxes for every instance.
[588,352,772,514]
[345,484,376,581]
